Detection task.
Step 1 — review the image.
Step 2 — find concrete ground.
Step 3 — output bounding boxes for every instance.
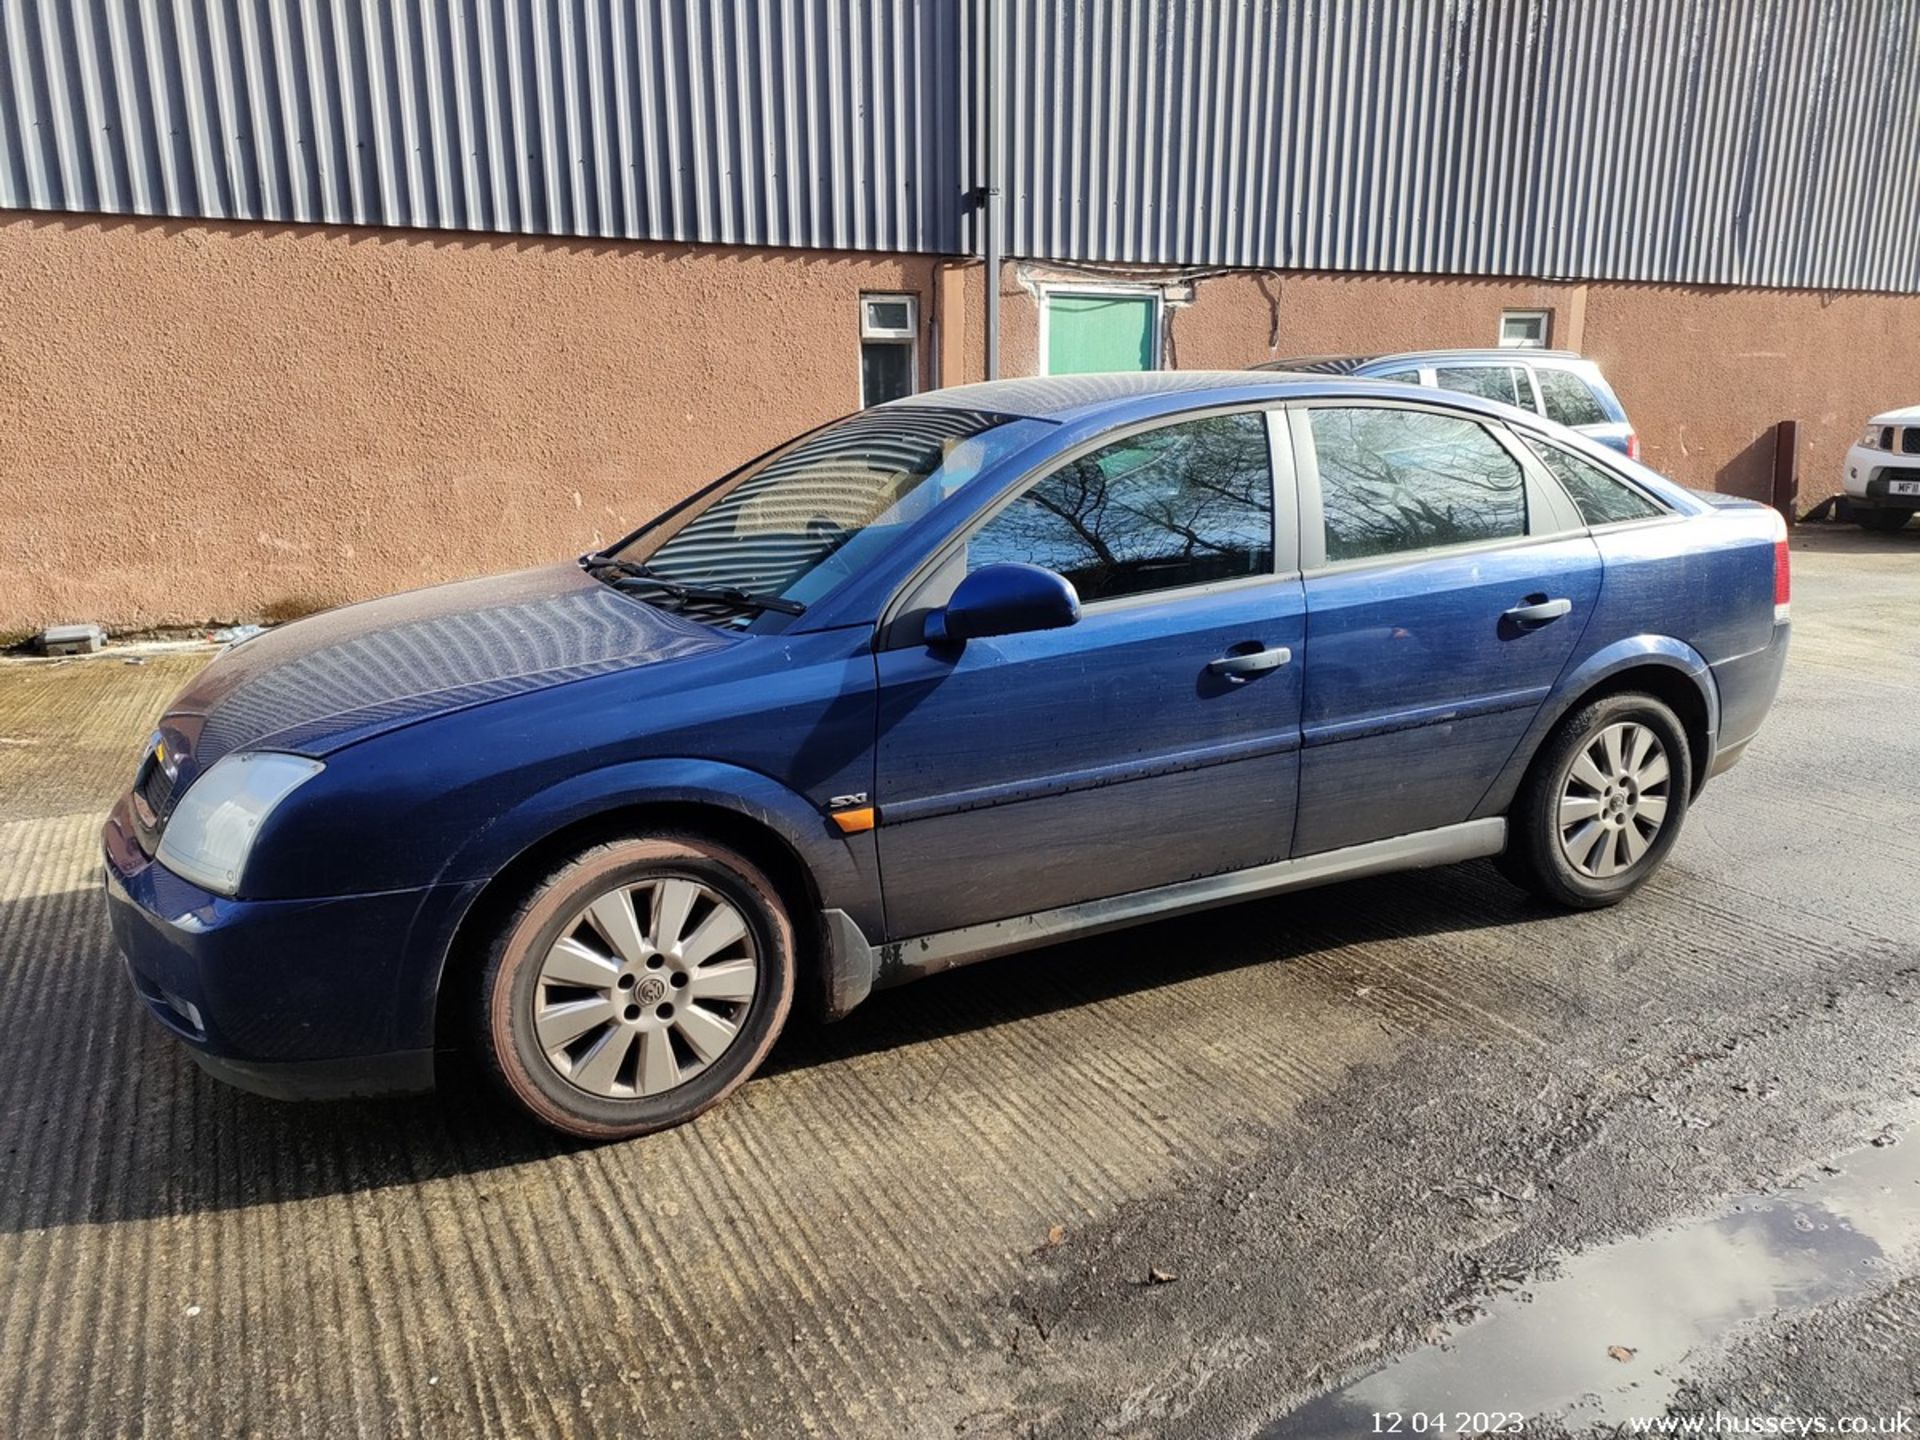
[1,524,1916,1439]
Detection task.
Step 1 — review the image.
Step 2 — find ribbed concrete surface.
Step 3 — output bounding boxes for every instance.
[0,531,1915,1438]
[0,653,206,821]
[0,647,1390,1437]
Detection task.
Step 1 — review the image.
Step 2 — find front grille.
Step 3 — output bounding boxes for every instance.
[1900,429,1920,455]
[135,750,176,823]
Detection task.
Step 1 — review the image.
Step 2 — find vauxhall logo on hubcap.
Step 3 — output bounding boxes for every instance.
[636,976,667,1005]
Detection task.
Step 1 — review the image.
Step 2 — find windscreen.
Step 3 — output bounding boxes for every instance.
[617,406,1051,616]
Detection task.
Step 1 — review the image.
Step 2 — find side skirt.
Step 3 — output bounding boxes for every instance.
[818,817,1507,1016]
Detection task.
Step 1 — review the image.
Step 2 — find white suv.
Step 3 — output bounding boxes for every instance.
[1843,408,1920,531]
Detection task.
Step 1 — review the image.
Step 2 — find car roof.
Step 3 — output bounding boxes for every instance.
[1250,348,1587,373]
[906,368,1406,422]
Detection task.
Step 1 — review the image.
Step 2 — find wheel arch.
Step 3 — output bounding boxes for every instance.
[425,766,877,1055]
[1473,639,1718,820]
[1581,664,1712,797]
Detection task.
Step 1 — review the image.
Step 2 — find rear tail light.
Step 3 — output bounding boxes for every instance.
[1772,511,1791,623]
[1626,432,1642,462]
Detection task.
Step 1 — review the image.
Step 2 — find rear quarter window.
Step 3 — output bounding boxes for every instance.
[1522,435,1665,526]
[1535,367,1610,427]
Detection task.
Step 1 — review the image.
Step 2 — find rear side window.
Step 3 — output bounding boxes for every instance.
[968,413,1274,603]
[1434,365,1531,410]
[1535,367,1610,427]
[1309,407,1527,563]
[1522,436,1665,526]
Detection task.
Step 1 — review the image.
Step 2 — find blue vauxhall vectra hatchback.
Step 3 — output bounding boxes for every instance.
[104,372,1791,1138]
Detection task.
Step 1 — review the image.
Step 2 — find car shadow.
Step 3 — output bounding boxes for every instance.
[1790,518,1920,553]
[0,859,1544,1235]
[763,859,1535,1077]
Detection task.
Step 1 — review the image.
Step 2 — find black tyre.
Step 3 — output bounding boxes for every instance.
[1500,692,1691,910]
[1856,507,1912,532]
[476,835,795,1140]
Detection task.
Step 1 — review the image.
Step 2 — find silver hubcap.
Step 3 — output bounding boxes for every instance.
[1558,721,1672,878]
[532,876,758,1099]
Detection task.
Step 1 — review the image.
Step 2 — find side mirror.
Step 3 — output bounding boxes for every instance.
[925,563,1081,645]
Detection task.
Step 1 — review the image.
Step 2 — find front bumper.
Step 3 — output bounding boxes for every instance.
[102,793,468,1099]
[1841,447,1920,508]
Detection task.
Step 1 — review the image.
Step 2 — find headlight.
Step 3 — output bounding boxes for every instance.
[1862,425,1883,449]
[156,752,324,896]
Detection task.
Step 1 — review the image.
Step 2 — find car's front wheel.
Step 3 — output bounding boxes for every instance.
[476,835,795,1139]
[1500,692,1692,909]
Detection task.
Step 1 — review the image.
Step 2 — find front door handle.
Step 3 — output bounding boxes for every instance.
[1208,645,1292,682]
[1503,597,1572,627]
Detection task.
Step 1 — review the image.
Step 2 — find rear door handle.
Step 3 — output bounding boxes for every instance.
[1208,645,1292,682]
[1503,597,1572,627]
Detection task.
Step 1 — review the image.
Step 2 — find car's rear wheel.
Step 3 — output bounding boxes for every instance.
[1500,692,1691,909]
[1855,506,1912,532]
[476,835,795,1139]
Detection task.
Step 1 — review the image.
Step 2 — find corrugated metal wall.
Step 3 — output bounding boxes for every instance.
[0,0,961,250]
[3,0,1918,292]
[987,0,1920,291]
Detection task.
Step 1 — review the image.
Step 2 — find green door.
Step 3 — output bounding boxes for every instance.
[1044,293,1157,375]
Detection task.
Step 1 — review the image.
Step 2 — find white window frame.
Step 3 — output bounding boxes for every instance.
[1499,309,1552,349]
[859,293,919,407]
[1038,282,1165,376]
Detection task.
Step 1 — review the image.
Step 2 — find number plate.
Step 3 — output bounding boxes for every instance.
[1890,479,1920,496]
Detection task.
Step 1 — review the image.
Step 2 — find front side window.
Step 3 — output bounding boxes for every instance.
[1522,436,1665,526]
[967,413,1274,604]
[1309,407,1527,563]
[620,406,1052,622]
[1535,367,1610,428]
[1434,365,1531,409]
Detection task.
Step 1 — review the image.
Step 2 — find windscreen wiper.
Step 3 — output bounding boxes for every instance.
[581,554,806,617]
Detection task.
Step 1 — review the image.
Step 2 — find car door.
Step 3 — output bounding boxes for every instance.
[872,409,1305,940]
[1288,401,1602,856]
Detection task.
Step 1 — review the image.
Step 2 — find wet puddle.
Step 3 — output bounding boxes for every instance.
[1267,1122,1920,1437]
